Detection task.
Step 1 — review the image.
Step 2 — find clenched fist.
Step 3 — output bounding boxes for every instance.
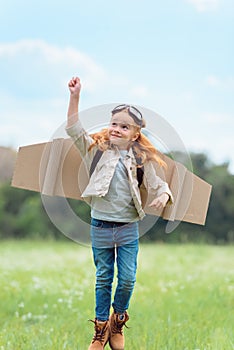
[68,77,81,97]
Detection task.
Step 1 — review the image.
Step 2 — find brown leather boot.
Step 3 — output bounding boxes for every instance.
[88,319,110,350]
[109,311,129,350]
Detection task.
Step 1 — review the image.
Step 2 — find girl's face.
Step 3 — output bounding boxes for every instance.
[108,111,140,150]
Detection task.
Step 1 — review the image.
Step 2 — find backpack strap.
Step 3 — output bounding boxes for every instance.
[89,149,103,178]
[136,166,144,188]
[89,149,144,187]
[133,149,144,188]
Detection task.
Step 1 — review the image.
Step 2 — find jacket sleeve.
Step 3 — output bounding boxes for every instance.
[143,161,173,204]
[65,120,96,169]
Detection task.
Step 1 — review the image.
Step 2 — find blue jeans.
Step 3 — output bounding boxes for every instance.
[91,218,139,321]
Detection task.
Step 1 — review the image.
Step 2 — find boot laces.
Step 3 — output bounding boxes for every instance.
[89,319,107,344]
[111,316,129,335]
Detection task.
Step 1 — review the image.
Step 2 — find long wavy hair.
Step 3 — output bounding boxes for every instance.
[88,126,166,168]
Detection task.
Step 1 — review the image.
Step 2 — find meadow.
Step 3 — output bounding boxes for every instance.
[0,240,233,350]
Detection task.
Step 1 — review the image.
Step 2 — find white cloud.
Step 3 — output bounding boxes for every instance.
[0,39,153,102]
[130,85,150,98]
[0,39,107,95]
[0,39,103,72]
[186,0,220,12]
[205,74,234,89]
[202,111,232,124]
[205,75,220,87]
[0,94,68,147]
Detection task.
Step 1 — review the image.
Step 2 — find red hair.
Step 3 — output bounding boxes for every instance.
[88,128,166,168]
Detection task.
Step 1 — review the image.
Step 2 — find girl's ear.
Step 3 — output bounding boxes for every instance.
[132,132,140,142]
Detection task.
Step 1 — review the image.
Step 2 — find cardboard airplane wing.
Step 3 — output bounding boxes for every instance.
[11,138,212,225]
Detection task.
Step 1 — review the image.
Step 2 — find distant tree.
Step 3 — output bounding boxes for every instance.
[204,163,234,243]
[0,183,63,239]
[0,147,16,182]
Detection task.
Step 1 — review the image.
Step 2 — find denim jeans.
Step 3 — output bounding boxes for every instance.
[91,218,139,321]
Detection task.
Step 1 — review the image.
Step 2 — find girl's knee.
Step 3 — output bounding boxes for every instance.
[96,269,114,286]
[96,276,113,290]
[118,277,136,291]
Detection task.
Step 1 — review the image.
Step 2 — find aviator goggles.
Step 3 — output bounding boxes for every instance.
[111,104,143,127]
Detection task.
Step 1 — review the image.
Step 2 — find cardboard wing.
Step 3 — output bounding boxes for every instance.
[11,138,212,225]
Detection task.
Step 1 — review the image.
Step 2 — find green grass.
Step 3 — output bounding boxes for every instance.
[0,240,233,350]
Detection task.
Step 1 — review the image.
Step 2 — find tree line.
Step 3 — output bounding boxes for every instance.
[0,152,233,244]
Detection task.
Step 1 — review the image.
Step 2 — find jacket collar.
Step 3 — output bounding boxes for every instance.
[113,146,137,164]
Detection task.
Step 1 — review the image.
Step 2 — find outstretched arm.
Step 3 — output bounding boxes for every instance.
[67,77,81,128]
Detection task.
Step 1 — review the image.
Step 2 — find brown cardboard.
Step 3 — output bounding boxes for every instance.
[11,138,212,225]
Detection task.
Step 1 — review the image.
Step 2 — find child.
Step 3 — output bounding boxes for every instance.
[66,77,173,350]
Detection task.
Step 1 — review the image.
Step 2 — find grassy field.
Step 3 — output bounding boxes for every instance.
[0,240,233,350]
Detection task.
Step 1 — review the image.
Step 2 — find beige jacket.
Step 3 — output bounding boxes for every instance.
[66,120,173,220]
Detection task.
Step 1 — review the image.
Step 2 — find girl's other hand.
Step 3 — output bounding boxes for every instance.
[68,77,81,97]
[148,193,169,210]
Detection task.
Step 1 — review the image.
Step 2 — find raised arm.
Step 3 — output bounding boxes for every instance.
[66,76,81,128]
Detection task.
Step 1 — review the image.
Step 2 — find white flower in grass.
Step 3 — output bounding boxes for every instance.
[62,289,70,296]
[10,280,20,289]
[67,298,73,309]
[32,276,40,282]
[34,314,47,320]
[22,312,32,321]
[21,313,47,322]
[75,290,84,300]
[18,302,24,308]
[167,280,178,288]
[32,276,43,290]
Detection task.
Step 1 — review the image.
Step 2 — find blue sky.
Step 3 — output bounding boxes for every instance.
[0,0,233,173]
